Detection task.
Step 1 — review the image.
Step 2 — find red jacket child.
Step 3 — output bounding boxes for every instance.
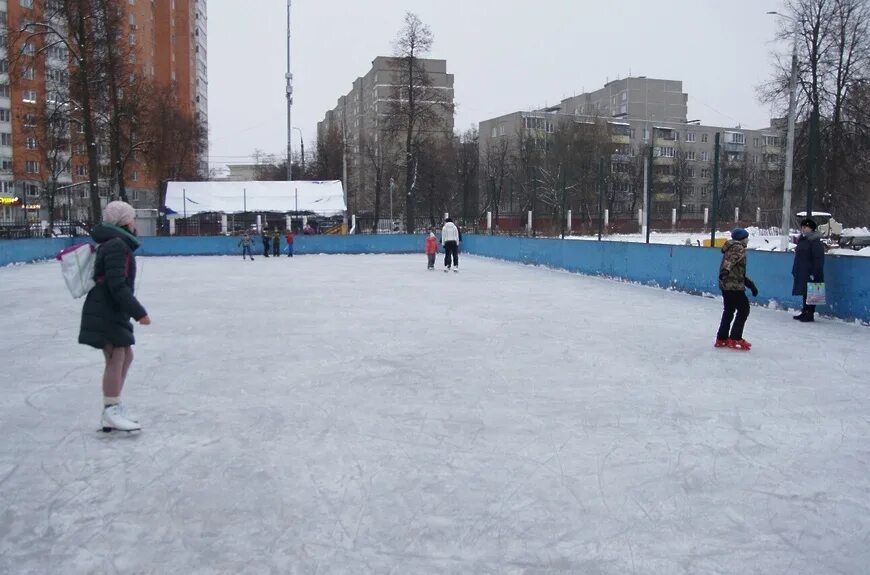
[425,232,438,270]
[425,234,438,255]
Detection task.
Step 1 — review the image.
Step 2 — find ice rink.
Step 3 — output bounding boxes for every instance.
[1,253,868,574]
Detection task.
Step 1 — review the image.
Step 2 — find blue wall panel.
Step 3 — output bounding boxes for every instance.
[463,235,870,323]
[3,234,867,322]
[0,238,71,267]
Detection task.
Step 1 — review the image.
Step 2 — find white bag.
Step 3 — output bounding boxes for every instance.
[56,243,96,298]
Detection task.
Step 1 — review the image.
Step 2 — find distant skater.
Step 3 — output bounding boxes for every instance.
[272,229,281,257]
[262,229,271,257]
[285,229,295,257]
[441,218,460,272]
[425,231,438,270]
[238,231,255,260]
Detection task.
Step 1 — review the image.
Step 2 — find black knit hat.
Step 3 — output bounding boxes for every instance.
[800,218,817,230]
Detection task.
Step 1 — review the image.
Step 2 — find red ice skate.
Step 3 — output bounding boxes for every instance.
[714,338,729,348]
[727,339,752,351]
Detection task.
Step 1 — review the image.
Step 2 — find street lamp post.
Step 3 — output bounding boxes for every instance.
[767,11,799,250]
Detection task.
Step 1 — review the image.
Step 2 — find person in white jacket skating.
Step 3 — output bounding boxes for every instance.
[441,218,460,272]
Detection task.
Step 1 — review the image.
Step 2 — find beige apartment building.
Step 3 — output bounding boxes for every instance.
[317,56,454,215]
[479,77,784,221]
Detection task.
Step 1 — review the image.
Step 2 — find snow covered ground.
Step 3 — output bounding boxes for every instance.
[1,254,868,574]
[567,227,870,257]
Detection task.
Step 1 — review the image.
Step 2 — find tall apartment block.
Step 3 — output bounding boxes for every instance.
[0,0,208,226]
[317,56,454,215]
[479,77,783,219]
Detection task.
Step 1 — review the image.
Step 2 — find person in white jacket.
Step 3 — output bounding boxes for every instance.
[441,218,461,272]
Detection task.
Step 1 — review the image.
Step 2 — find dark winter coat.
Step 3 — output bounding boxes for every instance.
[792,232,825,296]
[719,240,751,291]
[78,224,148,349]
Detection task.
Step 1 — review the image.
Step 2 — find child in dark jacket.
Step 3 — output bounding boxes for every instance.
[715,228,758,350]
[425,232,438,269]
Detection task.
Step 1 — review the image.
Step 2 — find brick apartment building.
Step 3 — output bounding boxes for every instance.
[0,0,208,226]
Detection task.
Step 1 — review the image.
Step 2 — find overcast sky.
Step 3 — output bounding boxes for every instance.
[207,0,789,171]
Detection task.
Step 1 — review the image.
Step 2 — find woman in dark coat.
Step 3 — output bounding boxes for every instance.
[792,218,825,322]
[79,201,151,431]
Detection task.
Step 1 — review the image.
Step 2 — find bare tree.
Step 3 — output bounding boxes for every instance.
[387,12,453,232]
[455,128,479,226]
[481,135,512,228]
[140,84,207,211]
[762,0,870,222]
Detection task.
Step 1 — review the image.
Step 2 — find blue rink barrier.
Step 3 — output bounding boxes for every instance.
[461,235,870,324]
[3,234,868,323]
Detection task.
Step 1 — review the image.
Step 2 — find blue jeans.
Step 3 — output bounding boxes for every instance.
[287,244,294,257]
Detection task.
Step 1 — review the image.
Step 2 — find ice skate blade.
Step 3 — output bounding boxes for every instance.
[100,426,141,433]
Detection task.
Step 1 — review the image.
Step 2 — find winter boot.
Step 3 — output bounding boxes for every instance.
[714,338,729,348]
[727,339,752,351]
[101,404,141,432]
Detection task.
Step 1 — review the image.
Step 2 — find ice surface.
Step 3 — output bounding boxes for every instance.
[1,254,868,574]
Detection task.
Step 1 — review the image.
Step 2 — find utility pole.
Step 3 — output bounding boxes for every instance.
[292,0,293,182]
[769,11,799,250]
[710,132,721,247]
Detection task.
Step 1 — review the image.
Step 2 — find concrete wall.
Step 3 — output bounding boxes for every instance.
[3,234,868,323]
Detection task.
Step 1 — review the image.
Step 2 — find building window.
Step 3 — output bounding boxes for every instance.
[22,67,35,80]
[685,151,696,161]
[22,89,37,103]
[25,137,37,149]
[687,132,696,143]
[76,165,87,176]
[687,167,695,178]
[26,183,40,197]
[0,109,9,123]
[701,168,711,178]
[0,133,9,146]
[728,132,745,145]
[701,133,708,143]
[0,158,11,172]
[20,0,34,8]
[0,60,7,74]
[25,160,40,173]
[132,171,139,182]
[700,151,709,162]
[131,189,139,201]
[23,113,37,127]
[660,146,675,158]
[764,135,780,146]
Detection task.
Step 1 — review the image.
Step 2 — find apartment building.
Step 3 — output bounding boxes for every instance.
[317,56,454,214]
[479,77,784,219]
[0,0,207,226]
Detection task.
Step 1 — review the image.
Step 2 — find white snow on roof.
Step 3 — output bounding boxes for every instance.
[165,180,346,217]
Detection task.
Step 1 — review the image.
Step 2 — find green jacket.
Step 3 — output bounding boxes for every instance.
[718,239,751,291]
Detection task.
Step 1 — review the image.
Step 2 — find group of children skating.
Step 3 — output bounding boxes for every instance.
[237,229,295,261]
[425,218,462,272]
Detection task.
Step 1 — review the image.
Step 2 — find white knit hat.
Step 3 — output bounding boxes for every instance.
[103,201,136,227]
